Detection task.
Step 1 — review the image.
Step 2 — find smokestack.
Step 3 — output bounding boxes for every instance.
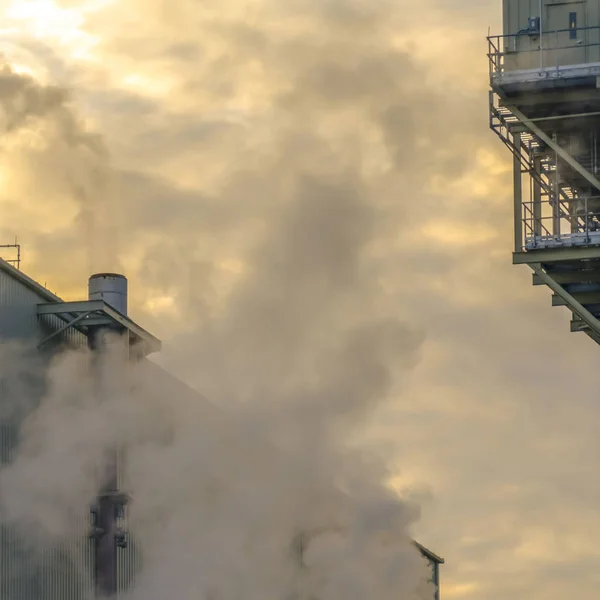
[89,273,128,316]
[87,273,130,597]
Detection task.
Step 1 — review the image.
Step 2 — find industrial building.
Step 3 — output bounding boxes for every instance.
[489,0,600,342]
[0,257,443,598]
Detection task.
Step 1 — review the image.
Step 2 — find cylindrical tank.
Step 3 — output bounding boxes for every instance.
[89,273,128,316]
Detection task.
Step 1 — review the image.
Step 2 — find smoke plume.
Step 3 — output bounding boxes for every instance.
[0,313,431,600]
[0,1,446,597]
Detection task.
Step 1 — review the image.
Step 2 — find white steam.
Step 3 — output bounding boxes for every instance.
[0,3,438,595]
[0,319,433,600]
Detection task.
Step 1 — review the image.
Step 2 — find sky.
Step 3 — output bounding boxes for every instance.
[1,0,600,599]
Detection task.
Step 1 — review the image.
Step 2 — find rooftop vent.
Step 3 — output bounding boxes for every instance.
[88,273,128,316]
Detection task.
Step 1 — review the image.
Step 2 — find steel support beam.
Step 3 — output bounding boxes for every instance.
[571,318,589,333]
[505,103,600,192]
[75,316,114,327]
[570,318,600,345]
[533,269,600,285]
[531,263,600,338]
[570,318,600,334]
[101,303,160,351]
[552,133,561,236]
[37,300,161,354]
[513,131,523,252]
[90,329,131,598]
[499,88,600,107]
[37,311,94,349]
[514,246,600,264]
[38,300,106,315]
[552,292,600,307]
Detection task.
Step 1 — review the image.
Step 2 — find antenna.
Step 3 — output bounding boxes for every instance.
[0,237,21,270]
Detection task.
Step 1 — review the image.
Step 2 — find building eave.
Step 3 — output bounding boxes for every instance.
[414,540,445,565]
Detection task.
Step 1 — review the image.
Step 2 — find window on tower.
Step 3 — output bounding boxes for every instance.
[569,12,577,40]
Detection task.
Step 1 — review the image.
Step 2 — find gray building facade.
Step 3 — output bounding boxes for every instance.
[498,0,600,72]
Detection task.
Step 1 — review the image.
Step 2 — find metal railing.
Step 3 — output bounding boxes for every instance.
[523,195,600,249]
[0,241,20,270]
[488,25,600,78]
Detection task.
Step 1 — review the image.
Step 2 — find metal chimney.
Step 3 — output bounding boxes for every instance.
[87,272,130,597]
[89,273,128,316]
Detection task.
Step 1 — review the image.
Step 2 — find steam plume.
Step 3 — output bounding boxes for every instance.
[0,1,441,596]
[0,306,432,600]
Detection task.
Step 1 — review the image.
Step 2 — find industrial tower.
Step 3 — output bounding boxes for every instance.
[490,0,600,344]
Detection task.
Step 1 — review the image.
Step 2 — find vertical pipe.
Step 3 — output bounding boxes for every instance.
[513,131,524,251]
[533,156,542,237]
[89,328,118,599]
[88,273,130,598]
[540,0,544,70]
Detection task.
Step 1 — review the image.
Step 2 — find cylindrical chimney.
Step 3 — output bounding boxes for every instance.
[89,273,128,316]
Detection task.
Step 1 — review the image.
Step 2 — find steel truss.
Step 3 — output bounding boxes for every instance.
[489,63,600,345]
[36,299,161,356]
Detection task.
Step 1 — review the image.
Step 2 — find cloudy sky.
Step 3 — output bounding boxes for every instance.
[1,1,600,599]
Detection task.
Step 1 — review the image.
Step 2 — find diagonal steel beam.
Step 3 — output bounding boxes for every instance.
[37,311,94,349]
[531,263,600,339]
[504,103,600,192]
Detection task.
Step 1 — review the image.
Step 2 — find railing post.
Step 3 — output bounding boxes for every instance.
[533,156,542,238]
[571,197,579,234]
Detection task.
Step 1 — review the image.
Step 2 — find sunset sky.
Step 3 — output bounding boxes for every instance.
[1,1,600,599]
